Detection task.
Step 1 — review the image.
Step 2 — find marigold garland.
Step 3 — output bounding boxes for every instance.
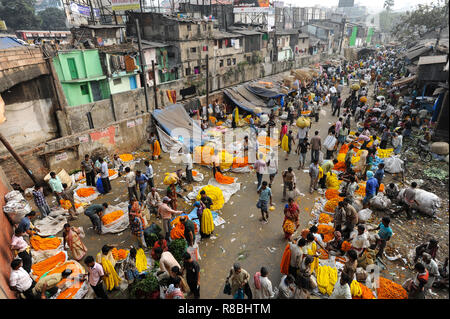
[283,219,296,234]
[111,248,129,260]
[317,224,335,242]
[30,236,61,251]
[31,251,66,278]
[324,198,343,213]
[108,169,117,177]
[353,282,376,299]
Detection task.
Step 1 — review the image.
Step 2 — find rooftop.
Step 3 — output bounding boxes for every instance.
[211,30,243,39]
[418,55,448,66]
[229,29,263,36]
[76,24,126,29]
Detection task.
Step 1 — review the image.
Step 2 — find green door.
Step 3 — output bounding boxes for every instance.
[67,58,78,80]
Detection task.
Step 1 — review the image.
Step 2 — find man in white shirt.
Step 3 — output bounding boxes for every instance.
[254,153,267,191]
[125,167,138,201]
[144,160,154,189]
[297,126,309,142]
[422,253,440,289]
[253,267,278,299]
[330,273,352,299]
[9,259,35,299]
[99,158,111,193]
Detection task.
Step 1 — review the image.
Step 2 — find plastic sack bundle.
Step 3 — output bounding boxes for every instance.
[358,208,373,223]
[33,215,68,237]
[397,189,441,217]
[196,185,225,210]
[296,116,310,128]
[3,198,32,224]
[163,172,178,185]
[384,156,404,174]
[369,193,391,210]
[5,190,25,202]
[101,203,130,234]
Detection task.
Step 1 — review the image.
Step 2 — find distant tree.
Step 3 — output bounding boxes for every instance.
[38,7,67,30]
[0,0,41,31]
[392,0,449,44]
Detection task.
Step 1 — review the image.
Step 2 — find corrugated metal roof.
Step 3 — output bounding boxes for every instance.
[417,55,448,66]
[0,37,25,49]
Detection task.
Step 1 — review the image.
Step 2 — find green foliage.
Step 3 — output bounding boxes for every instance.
[392,0,449,42]
[0,0,41,31]
[38,7,67,30]
[168,238,187,266]
[130,273,159,297]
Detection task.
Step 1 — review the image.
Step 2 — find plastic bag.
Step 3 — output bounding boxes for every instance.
[5,190,25,202]
[296,116,310,128]
[323,135,337,151]
[187,243,201,261]
[358,208,373,223]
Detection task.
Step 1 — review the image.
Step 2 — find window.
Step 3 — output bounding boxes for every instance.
[194,66,200,74]
[218,40,223,49]
[67,58,78,80]
[232,58,236,65]
[227,58,231,66]
[190,47,197,53]
[219,59,224,67]
[187,24,191,31]
[113,78,122,85]
[80,84,89,95]
[203,24,206,31]
[302,38,305,43]
[185,68,191,76]
[201,65,206,70]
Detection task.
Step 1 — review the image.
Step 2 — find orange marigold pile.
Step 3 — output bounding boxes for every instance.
[119,153,133,162]
[355,182,366,196]
[333,161,347,171]
[317,224,335,242]
[108,169,117,177]
[353,282,376,299]
[319,213,333,224]
[76,187,96,197]
[325,189,342,200]
[341,241,352,252]
[324,198,342,213]
[339,144,349,154]
[377,277,408,299]
[111,248,129,260]
[31,251,66,278]
[101,210,124,225]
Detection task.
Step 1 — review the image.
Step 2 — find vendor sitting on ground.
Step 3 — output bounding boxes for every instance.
[326,231,344,256]
[414,238,439,263]
[32,269,73,299]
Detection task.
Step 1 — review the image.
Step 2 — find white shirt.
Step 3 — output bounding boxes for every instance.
[392,135,403,148]
[297,127,309,140]
[289,242,303,268]
[277,275,294,299]
[126,171,136,187]
[330,281,352,299]
[100,162,109,178]
[145,165,154,179]
[351,231,370,250]
[424,259,439,289]
[10,267,33,292]
[254,276,277,299]
[313,233,325,248]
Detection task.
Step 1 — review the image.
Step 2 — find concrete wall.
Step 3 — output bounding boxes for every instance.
[0,75,59,154]
[0,167,14,299]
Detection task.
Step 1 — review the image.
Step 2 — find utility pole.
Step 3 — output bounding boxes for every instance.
[88,0,95,25]
[339,17,346,56]
[136,19,150,113]
[206,54,209,108]
[0,133,38,184]
[151,60,159,109]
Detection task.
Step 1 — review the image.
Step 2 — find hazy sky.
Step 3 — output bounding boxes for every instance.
[282,0,435,12]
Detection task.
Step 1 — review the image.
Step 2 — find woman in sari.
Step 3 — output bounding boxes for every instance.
[153,139,161,160]
[129,197,147,228]
[282,198,300,240]
[62,223,87,261]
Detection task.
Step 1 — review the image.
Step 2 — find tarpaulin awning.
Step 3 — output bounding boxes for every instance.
[245,84,286,99]
[152,103,203,151]
[156,126,184,153]
[224,87,271,115]
[392,75,417,87]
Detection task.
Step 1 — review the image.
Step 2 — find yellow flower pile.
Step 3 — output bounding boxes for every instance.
[102,257,121,291]
[136,248,148,272]
[376,148,394,158]
[325,173,342,190]
[350,280,362,297]
[196,185,225,210]
[317,265,338,296]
